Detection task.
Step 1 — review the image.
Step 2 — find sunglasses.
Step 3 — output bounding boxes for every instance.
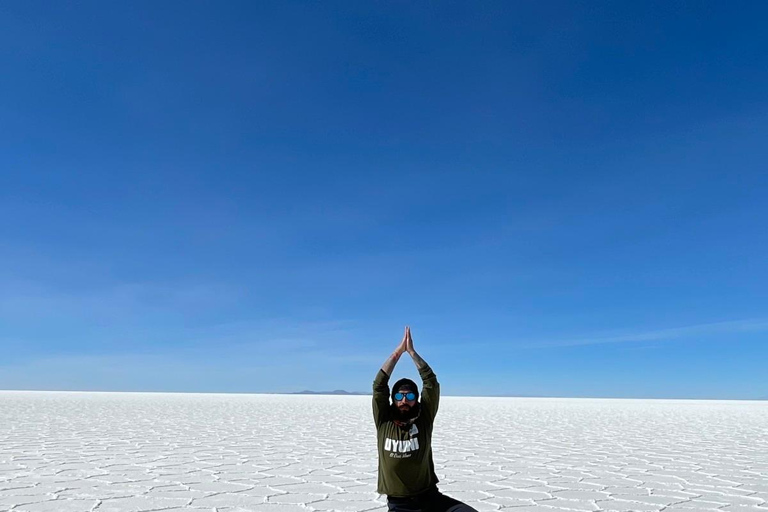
[394,392,416,401]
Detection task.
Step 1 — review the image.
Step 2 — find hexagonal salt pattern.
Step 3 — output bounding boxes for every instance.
[1,392,767,511]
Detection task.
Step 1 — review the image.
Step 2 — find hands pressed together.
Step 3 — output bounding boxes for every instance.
[396,325,415,356]
[381,325,427,376]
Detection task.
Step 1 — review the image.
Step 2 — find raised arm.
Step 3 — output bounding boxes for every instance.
[405,327,440,420]
[373,328,409,426]
[381,345,404,376]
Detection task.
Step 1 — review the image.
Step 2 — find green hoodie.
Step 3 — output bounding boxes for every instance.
[372,365,440,497]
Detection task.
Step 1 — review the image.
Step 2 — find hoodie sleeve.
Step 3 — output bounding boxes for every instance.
[418,364,439,421]
[372,369,391,427]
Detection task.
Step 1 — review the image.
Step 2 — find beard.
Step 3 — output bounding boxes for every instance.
[392,401,420,423]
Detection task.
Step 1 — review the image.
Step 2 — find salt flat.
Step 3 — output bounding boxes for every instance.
[1,392,767,512]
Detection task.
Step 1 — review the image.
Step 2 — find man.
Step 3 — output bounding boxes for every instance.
[373,326,477,512]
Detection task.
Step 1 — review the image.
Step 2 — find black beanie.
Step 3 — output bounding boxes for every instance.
[391,378,419,402]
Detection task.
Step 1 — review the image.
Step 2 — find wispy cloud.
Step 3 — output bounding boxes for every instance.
[0,286,369,392]
[0,352,288,392]
[530,318,768,348]
[0,339,375,393]
[0,279,242,321]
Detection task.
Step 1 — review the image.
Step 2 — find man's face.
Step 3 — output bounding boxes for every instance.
[394,387,417,413]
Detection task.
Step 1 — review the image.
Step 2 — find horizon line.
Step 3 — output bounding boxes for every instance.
[1,388,765,401]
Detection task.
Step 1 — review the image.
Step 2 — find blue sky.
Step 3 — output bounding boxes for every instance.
[1,1,767,399]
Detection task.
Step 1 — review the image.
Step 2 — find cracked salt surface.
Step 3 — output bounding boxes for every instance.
[1,392,767,512]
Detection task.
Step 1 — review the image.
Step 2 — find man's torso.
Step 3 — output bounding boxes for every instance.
[376,410,438,497]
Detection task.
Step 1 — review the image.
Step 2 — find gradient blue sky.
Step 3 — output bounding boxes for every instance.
[2,1,767,399]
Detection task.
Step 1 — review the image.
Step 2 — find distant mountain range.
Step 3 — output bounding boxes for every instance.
[291,390,367,395]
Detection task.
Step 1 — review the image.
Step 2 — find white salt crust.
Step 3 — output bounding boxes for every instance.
[1,392,767,511]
